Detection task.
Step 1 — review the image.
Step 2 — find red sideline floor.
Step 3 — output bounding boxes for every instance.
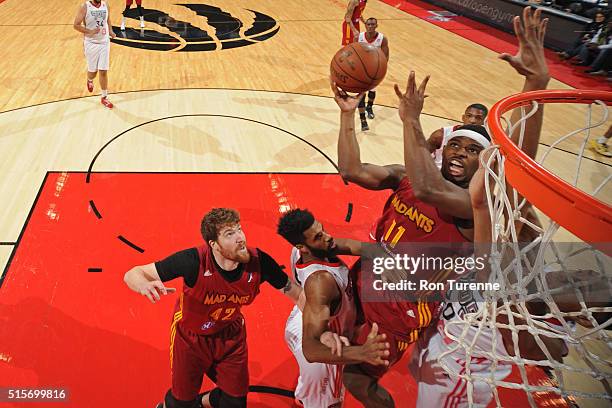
[0,173,565,407]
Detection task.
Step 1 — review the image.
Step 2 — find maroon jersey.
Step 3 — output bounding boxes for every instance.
[374,177,469,247]
[361,177,470,341]
[175,245,262,335]
[350,0,367,24]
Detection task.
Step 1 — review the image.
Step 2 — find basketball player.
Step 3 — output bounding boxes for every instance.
[411,8,589,407]
[342,0,367,46]
[124,208,302,408]
[427,103,488,168]
[278,209,390,408]
[73,0,116,109]
[357,17,389,131]
[331,4,556,404]
[121,0,145,31]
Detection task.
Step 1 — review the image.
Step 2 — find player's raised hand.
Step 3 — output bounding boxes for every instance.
[359,322,390,366]
[138,280,176,303]
[330,78,365,113]
[499,7,549,83]
[394,71,430,123]
[320,331,350,357]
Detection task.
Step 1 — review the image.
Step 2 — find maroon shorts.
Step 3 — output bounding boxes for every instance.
[126,0,142,6]
[170,318,248,400]
[351,321,415,379]
[341,21,359,45]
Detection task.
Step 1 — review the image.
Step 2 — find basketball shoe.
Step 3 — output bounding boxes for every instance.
[87,80,94,93]
[590,140,611,157]
[101,97,114,109]
[366,106,375,119]
[361,119,369,131]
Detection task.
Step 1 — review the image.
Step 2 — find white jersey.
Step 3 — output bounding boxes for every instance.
[84,1,110,44]
[415,272,511,408]
[285,247,357,407]
[433,125,461,169]
[437,272,510,364]
[358,31,384,48]
[291,247,356,339]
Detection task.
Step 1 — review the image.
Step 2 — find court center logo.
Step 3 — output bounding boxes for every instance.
[112,3,279,52]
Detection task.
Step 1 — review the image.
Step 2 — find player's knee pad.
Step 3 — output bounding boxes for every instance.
[164,389,201,408]
[136,4,144,15]
[208,388,246,408]
[358,96,366,108]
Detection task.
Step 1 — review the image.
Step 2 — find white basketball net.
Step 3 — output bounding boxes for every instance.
[438,98,612,407]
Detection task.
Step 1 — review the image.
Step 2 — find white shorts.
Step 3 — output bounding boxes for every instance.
[285,306,344,408]
[84,41,110,72]
[415,333,512,408]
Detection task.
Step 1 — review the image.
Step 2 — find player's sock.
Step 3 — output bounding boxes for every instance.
[366,91,376,119]
[598,136,608,145]
[120,16,126,31]
[361,119,369,131]
[102,90,108,98]
[140,16,145,28]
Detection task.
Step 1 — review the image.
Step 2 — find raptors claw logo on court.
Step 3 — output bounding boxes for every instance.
[111,3,279,52]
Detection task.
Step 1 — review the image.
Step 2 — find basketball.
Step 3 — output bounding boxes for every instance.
[330,42,388,93]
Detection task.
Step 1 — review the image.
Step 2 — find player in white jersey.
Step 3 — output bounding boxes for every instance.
[278,209,390,408]
[73,0,116,109]
[357,17,389,131]
[427,104,487,168]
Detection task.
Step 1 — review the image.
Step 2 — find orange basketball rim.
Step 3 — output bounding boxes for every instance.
[487,89,612,245]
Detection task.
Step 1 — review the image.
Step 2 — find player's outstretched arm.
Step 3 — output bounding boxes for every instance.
[302,271,390,365]
[395,72,472,219]
[500,7,550,162]
[332,80,405,191]
[124,263,176,304]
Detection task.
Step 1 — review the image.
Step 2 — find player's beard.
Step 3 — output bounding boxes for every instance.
[306,242,336,260]
[219,243,250,264]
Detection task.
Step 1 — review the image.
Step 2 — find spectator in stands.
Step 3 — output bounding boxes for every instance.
[586,25,612,75]
[558,10,607,60]
[572,19,612,65]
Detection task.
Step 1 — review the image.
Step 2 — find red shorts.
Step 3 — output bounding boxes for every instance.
[341,21,359,45]
[170,318,248,400]
[126,0,142,6]
[351,321,415,379]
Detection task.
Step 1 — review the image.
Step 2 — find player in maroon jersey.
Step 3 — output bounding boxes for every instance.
[124,208,302,408]
[330,6,551,404]
[342,0,367,45]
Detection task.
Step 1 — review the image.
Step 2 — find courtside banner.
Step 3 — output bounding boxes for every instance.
[358,242,612,304]
[419,0,590,50]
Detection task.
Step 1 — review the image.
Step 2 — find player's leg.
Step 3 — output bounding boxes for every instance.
[84,43,98,92]
[207,319,249,408]
[341,22,354,46]
[343,365,393,408]
[366,89,376,119]
[343,322,399,407]
[97,44,113,108]
[160,325,211,408]
[285,307,344,407]
[358,95,369,131]
[121,0,133,31]
[136,0,145,28]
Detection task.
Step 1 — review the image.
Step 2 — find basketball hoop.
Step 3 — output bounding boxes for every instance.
[438,89,612,407]
[488,90,612,246]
